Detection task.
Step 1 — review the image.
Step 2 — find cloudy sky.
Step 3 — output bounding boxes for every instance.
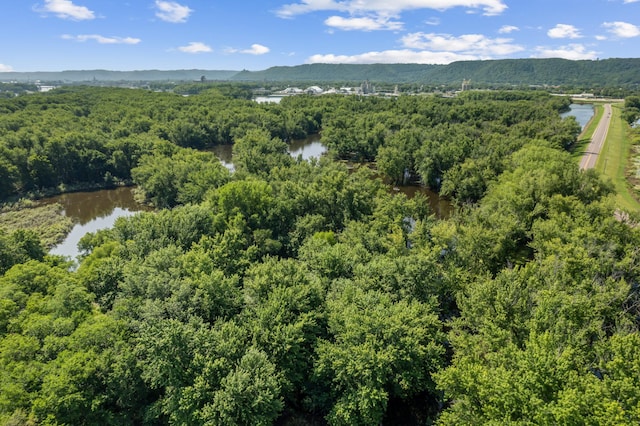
[1,0,640,71]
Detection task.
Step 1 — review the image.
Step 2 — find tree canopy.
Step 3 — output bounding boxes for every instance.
[1,86,640,425]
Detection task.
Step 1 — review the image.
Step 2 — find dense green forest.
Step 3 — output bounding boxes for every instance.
[1,86,640,425]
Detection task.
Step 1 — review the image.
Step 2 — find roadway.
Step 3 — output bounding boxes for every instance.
[579,103,612,170]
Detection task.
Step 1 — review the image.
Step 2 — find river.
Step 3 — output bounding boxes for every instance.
[44,187,151,259]
[561,103,594,129]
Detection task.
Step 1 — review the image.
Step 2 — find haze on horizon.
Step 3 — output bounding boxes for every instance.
[2,0,640,72]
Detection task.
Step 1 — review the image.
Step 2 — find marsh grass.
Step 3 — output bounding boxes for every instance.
[0,200,74,248]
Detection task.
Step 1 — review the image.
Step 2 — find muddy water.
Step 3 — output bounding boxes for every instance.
[42,187,151,259]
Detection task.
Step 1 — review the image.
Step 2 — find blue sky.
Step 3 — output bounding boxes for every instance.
[1,0,640,71]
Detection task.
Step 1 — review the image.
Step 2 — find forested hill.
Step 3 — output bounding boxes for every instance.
[3,58,640,86]
[436,58,640,86]
[231,63,441,83]
[233,58,640,86]
[231,58,640,86]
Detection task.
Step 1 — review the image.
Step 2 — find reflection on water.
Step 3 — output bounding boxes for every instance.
[211,144,234,171]
[42,136,453,259]
[561,104,594,130]
[289,134,325,160]
[43,187,151,259]
[210,133,326,171]
[40,186,149,224]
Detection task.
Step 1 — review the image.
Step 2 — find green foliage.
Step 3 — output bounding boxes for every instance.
[315,282,444,425]
[232,129,292,176]
[623,95,640,125]
[132,144,230,208]
[0,229,45,274]
[1,87,640,425]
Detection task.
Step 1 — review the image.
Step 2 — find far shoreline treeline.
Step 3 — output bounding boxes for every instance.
[2,57,640,89]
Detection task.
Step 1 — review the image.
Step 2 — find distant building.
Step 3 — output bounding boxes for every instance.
[305,86,323,95]
[275,87,304,95]
[37,85,57,92]
[360,80,374,94]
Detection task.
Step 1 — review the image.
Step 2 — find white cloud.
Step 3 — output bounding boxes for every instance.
[226,44,270,55]
[533,44,598,60]
[38,0,95,20]
[401,32,524,56]
[425,17,440,26]
[276,0,507,18]
[547,24,582,39]
[178,42,212,53]
[242,44,270,55]
[498,25,519,34]
[623,0,639,3]
[155,1,193,23]
[0,64,14,72]
[602,21,640,38]
[325,15,403,31]
[307,49,479,64]
[62,34,141,44]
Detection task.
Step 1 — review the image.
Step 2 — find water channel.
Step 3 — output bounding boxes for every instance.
[561,103,594,130]
[43,104,593,259]
[44,134,451,259]
[44,187,151,259]
[211,134,451,216]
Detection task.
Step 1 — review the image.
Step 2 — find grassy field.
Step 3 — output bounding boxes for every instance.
[594,104,640,213]
[0,200,74,248]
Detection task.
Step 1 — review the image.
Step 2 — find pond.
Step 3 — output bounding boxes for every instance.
[43,187,151,260]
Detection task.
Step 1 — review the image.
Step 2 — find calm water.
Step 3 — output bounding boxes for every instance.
[289,134,325,160]
[211,133,326,171]
[44,187,150,259]
[214,134,453,216]
[561,104,594,129]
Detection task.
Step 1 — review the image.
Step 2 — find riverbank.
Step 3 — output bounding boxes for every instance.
[0,181,136,250]
[2,179,134,205]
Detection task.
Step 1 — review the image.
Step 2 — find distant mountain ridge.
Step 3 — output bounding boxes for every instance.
[0,69,238,82]
[2,58,640,86]
[231,58,640,86]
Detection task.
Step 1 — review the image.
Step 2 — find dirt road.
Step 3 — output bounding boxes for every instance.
[579,103,612,170]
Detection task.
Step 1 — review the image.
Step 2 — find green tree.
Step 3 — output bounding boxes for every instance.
[314,283,444,425]
[232,128,292,176]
